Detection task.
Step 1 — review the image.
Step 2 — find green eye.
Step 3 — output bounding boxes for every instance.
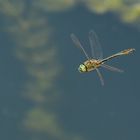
[78,64,86,72]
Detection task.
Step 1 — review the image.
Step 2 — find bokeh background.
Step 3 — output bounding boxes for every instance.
[0,0,140,140]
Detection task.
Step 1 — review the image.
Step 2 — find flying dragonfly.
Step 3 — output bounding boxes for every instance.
[71,30,135,86]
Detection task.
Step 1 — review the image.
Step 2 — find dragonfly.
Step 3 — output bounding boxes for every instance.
[71,30,135,86]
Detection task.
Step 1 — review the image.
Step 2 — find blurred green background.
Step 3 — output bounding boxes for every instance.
[0,0,140,140]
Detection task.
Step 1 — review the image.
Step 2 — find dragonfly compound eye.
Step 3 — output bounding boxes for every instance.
[78,64,87,72]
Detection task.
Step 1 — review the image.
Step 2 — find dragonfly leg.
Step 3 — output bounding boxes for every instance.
[95,68,104,86]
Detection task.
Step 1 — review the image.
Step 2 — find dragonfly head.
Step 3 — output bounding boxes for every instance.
[78,64,87,73]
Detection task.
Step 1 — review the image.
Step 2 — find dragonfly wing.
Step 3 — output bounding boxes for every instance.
[95,68,104,86]
[101,64,124,73]
[71,33,90,60]
[89,30,103,59]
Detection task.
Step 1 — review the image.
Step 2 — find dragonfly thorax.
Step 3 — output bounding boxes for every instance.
[78,59,102,73]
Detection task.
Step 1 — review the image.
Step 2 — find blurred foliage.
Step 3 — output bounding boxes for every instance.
[0,0,84,140]
[24,108,64,139]
[0,0,24,17]
[32,0,76,11]
[87,0,139,25]
[85,0,123,13]
[85,0,140,24]
[85,0,140,25]
[31,0,140,26]
[120,3,140,23]
[24,108,84,140]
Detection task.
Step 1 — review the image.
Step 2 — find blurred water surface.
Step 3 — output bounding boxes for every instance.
[0,0,140,140]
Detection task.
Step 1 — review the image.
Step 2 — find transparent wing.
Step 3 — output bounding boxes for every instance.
[89,30,103,59]
[101,64,124,73]
[71,33,90,60]
[95,68,104,86]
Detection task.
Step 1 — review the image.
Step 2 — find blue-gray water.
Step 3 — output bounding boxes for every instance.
[0,2,140,140]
